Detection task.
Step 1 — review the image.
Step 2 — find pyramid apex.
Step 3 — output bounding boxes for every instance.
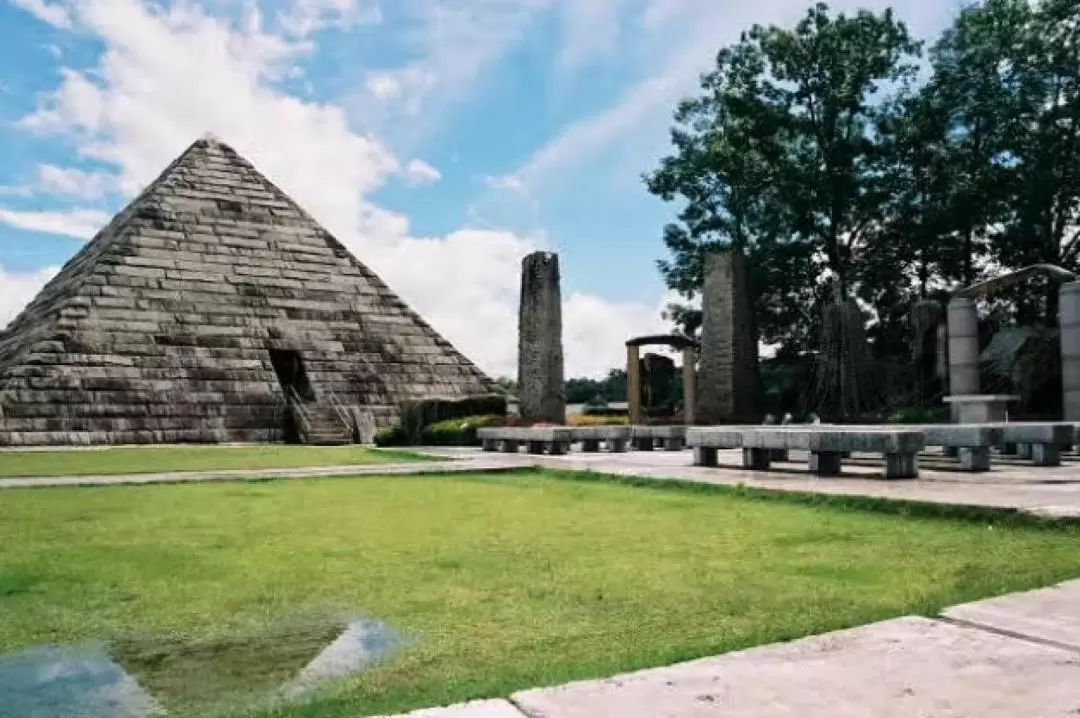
[199,131,224,145]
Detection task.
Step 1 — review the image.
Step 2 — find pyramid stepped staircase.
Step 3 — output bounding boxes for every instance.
[285,388,353,446]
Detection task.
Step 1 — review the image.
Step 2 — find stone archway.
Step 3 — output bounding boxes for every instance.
[946,264,1080,421]
[625,334,700,425]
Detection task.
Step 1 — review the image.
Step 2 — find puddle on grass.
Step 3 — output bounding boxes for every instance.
[0,616,404,718]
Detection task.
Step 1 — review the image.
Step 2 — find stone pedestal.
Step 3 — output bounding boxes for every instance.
[1061,282,1080,421]
[627,344,643,424]
[518,252,566,423]
[696,249,757,424]
[946,298,980,421]
[943,394,1018,424]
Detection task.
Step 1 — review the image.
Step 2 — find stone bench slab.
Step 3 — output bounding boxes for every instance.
[570,426,631,441]
[477,427,575,442]
[630,426,686,440]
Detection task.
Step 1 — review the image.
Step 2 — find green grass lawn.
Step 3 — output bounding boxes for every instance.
[0,471,1079,717]
[0,445,434,477]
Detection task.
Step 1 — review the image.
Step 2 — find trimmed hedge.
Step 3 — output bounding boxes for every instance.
[398,394,508,444]
[420,414,506,446]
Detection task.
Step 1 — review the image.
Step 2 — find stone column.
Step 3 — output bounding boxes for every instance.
[946,297,980,400]
[682,346,696,425]
[1061,282,1080,421]
[627,344,643,425]
[696,249,757,424]
[518,251,566,423]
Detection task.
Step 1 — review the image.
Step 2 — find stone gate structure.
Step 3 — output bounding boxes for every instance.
[0,135,497,446]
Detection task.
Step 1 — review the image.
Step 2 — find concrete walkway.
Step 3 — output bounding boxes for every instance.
[377,579,1080,717]
[423,447,1080,519]
[8,445,1080,519]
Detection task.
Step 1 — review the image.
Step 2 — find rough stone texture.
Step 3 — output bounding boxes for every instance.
[0,137,496,446]
[696,249,757,424]
[517,252,565,423]
[512,616,1080,718]
[1061,282,1080,421]
[944,579,1080,651]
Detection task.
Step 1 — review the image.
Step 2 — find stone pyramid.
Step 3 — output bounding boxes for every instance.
[0,136,497,446]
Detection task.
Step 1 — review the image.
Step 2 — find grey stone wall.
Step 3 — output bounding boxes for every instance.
[517,251,565,423]
[0,137,497,446]
[695,248,758,424]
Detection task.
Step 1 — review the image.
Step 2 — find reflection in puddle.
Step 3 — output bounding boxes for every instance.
[0,643,164,718]
[0,617,403,717]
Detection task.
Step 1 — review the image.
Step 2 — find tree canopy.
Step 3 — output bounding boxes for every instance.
[648,0,1080,411]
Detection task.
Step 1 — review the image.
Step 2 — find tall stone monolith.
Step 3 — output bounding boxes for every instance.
[696,248,758,424]
[518,251,566,423]
[1060,282,1080,421]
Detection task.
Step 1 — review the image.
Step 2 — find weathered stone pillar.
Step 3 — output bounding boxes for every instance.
[946,297,980,399]
[696,249,757,424]
[681,346,696,425]
[518,251,565,423]
[1060,282,1080,421]
[627,344,643,425]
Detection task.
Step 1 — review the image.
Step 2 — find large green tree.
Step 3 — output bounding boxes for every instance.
[647,3,921,354]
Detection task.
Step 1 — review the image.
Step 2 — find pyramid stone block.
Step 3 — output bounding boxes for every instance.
[0,137,497,446]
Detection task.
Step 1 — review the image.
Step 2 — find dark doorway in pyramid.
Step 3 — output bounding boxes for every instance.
[0,135,501,447]
[269,349,315,402]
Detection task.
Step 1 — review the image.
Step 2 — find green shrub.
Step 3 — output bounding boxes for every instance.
[374,426,409,447]
[420,414,506,446]
[398,394,508,444]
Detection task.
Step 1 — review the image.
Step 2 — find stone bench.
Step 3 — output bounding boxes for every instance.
[477,427,575,455]
[915,424,1002,472]
[477,426,631,455]
[629,425,686,451]
[995,423,1074,466]
[686,427,925,479]
[573,426,631,453]
[865,422,1070,470]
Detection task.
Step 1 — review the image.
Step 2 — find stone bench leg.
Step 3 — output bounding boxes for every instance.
[1016,443,1033,459]
[1032,443,1061,467]
[482,438,498,452]
[693,447,718,467]
[885,452,919,479]
[608,439,627,453]
[663,437,685,451]
[527,441,547,455]
[549,441,570,456]
[742,448,771,471]
[958,446,991,472]
[500,439,520,453]
[582,439,601,453]
[634,438,654,451]
[809,451,842,477]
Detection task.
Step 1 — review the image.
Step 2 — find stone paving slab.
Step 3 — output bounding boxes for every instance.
[511,616,1080,718]
[374,699,525,717]
[943,579,1080,651]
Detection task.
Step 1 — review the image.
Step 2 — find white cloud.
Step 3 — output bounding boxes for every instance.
[0,208,109,239]
[11,0,72,29]
[0,265,60,330]
[277,0,381,38]
[402,158,441,185]
[557,0,629,72]
[8,0,663,378]
[35,164,114,198]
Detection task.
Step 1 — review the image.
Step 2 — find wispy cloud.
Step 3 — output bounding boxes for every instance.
[11,0,72,29]
[0,208,109,239]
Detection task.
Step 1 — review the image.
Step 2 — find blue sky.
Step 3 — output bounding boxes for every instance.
[0,0,957,377]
